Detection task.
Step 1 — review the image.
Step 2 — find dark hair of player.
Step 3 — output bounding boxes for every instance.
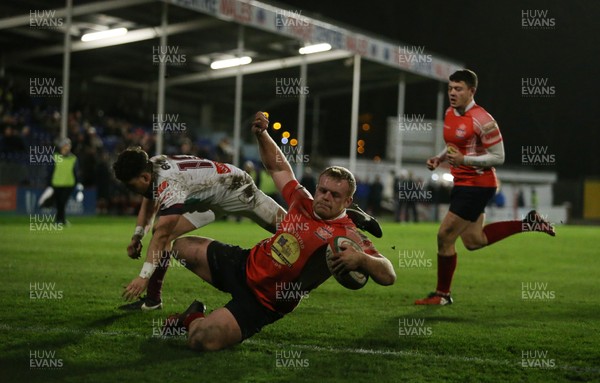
[319,166,357,197]
[113,146,151,182]
[449,69,478,89]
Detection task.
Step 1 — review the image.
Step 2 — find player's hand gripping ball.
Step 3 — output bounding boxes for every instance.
[325,236,369,290]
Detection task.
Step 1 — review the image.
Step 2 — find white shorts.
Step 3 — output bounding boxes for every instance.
[182,210,216,229]
[185,171,282,233]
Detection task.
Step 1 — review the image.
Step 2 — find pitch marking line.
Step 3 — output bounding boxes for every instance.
[1,323,597,374]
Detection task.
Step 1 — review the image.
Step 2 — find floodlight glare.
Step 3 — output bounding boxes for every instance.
[81,28,128,42]
[299,43,332,55]
[442,173,454,182]
[210,56,252,70]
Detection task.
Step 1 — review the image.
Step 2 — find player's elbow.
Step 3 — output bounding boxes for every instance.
[381,273,396,286]
[495,153,505,165]
[377,267,396,286]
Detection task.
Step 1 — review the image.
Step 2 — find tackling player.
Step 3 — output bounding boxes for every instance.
[113,148,285,310]
[415,69,555,306]
[115,147,383,311]
[147,112,395,351]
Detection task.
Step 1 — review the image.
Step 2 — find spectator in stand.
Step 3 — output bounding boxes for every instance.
[354,177,370,211]
[368,175,383,216]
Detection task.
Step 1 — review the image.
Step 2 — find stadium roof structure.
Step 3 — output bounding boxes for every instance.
[0,0,464,173]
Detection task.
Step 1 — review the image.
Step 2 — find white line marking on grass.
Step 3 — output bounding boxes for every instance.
[0,323,144,338]
[1,323,598,374]
[245,338,513,366]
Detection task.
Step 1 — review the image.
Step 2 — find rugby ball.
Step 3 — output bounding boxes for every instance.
[325,236,369,290]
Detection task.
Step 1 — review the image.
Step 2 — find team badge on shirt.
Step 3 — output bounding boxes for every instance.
[455,124,467,138]
[314,226,333,241]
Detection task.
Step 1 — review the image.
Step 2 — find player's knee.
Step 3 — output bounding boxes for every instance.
[463,241,481,251]
[462,236,485,251]
[437,228,453,245]
[171,237,191,254]
[187,324,227,352]
[187,325,206,351]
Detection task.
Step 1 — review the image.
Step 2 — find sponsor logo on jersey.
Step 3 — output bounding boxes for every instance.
[271,233,301,267]
[157,181,169,196]
[214,162,231,174]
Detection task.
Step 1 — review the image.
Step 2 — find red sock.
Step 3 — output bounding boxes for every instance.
[147,251,170,302]
[436,253,457,294]
[483,221,524,246]
[183,312,205,330]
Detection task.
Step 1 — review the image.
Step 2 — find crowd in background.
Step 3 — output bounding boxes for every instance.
[0,78,237,215]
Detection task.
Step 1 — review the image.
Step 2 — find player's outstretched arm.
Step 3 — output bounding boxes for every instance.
[122,214,179,301]
[252,111,296,193]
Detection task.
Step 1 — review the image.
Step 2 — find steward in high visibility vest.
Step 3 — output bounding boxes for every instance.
[46,138,81,224]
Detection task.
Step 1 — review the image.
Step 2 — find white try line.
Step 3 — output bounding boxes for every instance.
[1,323,597,374]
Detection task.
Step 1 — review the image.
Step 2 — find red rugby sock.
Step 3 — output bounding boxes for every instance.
[483,221,524,246]
[436,253,457,294]
[183,312,205,330]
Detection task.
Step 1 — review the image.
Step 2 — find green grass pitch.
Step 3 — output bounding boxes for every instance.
[1,216,599,382]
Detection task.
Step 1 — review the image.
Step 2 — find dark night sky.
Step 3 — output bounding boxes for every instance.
[275,0,600,179]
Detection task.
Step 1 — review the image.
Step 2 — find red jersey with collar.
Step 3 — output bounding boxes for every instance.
[245,180,378,314]
[444,103,502,187]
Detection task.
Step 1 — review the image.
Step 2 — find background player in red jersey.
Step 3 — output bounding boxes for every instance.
[415,69,555,306]
[158,111,395,351]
